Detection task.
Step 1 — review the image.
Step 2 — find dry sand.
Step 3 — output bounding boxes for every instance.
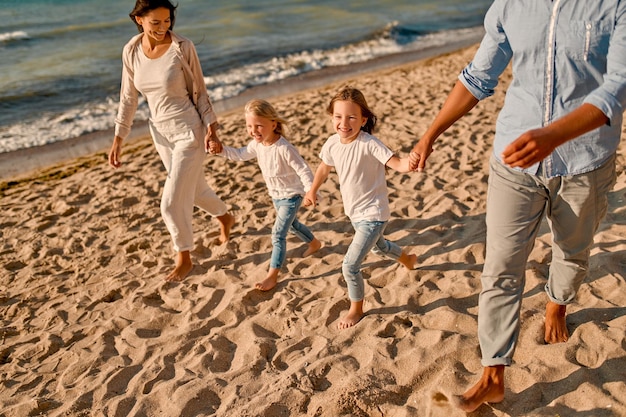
[1,45,625,417]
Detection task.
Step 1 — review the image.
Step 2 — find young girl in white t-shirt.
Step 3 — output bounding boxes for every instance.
[304,87,417,329]
[210,99,321,291]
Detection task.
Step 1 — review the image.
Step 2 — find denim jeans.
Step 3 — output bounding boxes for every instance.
[270,195,315,269]
[342,220,403,301]
[478,155,616,366]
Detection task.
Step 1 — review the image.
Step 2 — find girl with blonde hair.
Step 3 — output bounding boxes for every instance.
[211,99,321,291]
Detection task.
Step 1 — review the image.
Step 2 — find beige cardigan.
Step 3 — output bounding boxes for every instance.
[114,31,218,140]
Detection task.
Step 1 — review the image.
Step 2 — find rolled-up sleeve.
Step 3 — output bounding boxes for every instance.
[459,1,512,101]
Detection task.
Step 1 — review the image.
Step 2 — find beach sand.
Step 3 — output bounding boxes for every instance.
[1,45,625,417]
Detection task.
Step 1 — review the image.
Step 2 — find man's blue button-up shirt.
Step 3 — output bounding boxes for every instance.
[460,0,626,177]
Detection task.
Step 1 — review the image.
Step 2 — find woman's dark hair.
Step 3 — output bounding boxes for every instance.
[326,86,377,134]
[129,0,178,33]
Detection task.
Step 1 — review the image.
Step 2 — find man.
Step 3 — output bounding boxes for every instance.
[410,0,625,412]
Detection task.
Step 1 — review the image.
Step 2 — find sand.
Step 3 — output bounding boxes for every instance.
[1,45,625,417]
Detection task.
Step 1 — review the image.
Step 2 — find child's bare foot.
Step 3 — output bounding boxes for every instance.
[256,268,279,291]
[302,238,322,257]
[337,300,364,330]
[398,252,418,270]
[215,212,235,244]
[545,301,569,343]
[166,251,193,282]
[455,365,505,412]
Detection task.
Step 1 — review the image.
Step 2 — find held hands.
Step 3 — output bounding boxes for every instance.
[207,137,223,154]
[303,190,317,207]
[409,138,434,172]
[204,123,224,154]
[205,127,223,154]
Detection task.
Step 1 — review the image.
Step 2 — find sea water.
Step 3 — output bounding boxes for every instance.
[0,0,491,153]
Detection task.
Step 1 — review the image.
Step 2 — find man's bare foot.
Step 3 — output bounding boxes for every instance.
[216,212,235,244]
[166,251,193,282]
[398,252,418,270]
[338,300,364,329]
[256,268,279,291]
[545,301,569,343]
[302,238,322,257]
[455,366,505,412]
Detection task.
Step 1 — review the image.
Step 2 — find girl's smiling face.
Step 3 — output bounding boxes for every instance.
[135,7,171,44]
[246,113,278,145]
[331,100,367,143]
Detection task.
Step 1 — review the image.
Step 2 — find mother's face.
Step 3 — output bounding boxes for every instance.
[135,7,171,42]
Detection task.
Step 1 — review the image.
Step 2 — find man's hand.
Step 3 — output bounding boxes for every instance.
[501,129,558,168]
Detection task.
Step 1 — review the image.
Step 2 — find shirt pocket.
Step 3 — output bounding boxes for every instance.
[562,20,612,62]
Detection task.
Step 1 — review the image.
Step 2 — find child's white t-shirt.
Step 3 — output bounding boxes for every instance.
[319,131,393,222]
[220,137,313,199]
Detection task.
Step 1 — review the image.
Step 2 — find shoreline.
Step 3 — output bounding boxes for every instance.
[0,34,483,182]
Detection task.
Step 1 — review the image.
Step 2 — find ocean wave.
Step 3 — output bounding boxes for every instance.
[0,97,150,153]
[205,25,483,101]
[0,25,483,154]
[0,31,29,43]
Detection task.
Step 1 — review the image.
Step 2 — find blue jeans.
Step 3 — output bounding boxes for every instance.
[270,195,315,269]
[342,220,403,301]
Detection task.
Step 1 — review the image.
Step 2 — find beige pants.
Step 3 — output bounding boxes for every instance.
[478,154,616,366]
[150,120,227,252]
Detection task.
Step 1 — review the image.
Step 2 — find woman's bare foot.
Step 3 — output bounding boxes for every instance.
[256,268,279,291]
[455,366,505,412]
[303,238,322,257]
[337,300,364,329]
[545,301,569,343]
[398,252,418,270]
[166,251,193,282]
[216,212,235,244]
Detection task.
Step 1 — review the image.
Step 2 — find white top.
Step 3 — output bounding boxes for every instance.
[115,31,218,140]
[319,131,393,222]
[133,44,199,132]
[220,137,314,199]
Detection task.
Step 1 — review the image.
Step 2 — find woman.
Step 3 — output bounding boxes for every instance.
[109,0,235,282]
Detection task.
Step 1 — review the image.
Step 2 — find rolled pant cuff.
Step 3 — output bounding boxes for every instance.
[544,284,575,305]
[173,244,194,253]
[481,358,511,367]
[212,207,228,217]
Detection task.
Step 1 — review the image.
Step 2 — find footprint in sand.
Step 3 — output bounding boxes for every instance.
[426,390,465,417]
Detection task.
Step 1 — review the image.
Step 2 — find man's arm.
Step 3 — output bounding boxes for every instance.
[501,103,609,168]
